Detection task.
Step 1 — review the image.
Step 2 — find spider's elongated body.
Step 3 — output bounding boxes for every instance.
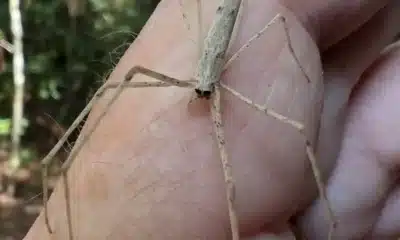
[193,0,240,98]
[40,1,337,239]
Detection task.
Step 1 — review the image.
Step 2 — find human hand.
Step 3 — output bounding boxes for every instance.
[250,0,400,239]
[296,2,400,239]
[299,40,400,240]
[24,0,400,239]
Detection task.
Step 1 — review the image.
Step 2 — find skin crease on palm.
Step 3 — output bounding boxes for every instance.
[24,0,400,240]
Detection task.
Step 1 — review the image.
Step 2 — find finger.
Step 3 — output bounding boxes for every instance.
[244,229,296,240]
[322,0,400,86]
[369,185,400,239]
[369,186,400,239]
[282,0,392,49]
[312,0,400,180]
[300,41,400,239]
[357,41,400,240]
[300,138,394,239]
[24,1,324,239]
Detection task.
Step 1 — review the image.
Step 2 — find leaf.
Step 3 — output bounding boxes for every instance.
[0,118,12,135]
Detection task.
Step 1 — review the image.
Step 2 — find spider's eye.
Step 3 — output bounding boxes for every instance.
[195,89,212,99]
[202,90,212,98]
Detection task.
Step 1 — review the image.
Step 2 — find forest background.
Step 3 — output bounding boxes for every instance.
[0,1,160,239]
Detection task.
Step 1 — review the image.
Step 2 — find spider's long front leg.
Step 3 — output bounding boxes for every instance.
[41,65,195,234]
[222,14,310,84]
[220,13,337,240]
[210,83,240,240]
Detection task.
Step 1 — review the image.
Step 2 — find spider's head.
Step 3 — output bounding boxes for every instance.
[194,82,214,99]
[195,88,212,99]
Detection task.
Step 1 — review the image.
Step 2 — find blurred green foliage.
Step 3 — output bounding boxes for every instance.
[0,0,160,162]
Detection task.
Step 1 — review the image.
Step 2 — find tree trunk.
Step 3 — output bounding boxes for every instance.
[7,0,25,196]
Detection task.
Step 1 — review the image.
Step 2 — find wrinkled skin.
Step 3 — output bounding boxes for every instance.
[24,0,400,239]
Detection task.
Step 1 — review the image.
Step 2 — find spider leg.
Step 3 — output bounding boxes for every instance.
[41,65,195,234]
[210,83,240,240]
[222,80,337,239]
[221,83,336,240]
[223,13,311,85]
[220,13,336,239]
